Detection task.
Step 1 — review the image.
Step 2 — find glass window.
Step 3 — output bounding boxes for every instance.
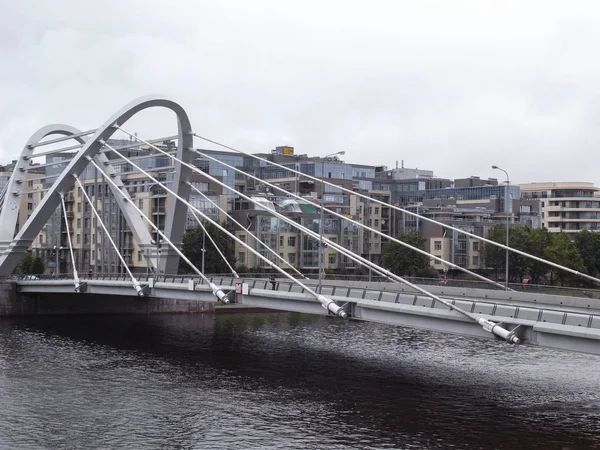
[434,241,442,251]
[288,236,296,247]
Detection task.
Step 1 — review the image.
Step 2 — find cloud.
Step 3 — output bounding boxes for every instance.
[1,0,600,185]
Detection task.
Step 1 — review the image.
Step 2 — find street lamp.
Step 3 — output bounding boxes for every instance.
[151,238,162,281]
[318,150,345,291]
[492,165,510,290]
[149,174,167,276]
[53,245,63,277]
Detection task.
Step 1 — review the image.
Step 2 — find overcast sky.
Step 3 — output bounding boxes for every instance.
[1,1,600,185]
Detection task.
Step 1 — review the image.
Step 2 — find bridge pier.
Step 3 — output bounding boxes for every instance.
[0,282,214,316]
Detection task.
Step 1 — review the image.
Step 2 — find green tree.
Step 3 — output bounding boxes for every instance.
[30,256,45,275]
[544,233,584,285]
[483,224,507,278]
[573,230,600,278]
[179,221,236,274]
[20,253,34,274]
[381,232,432,277]
[415,265,439,279]
[528,228,553,284]
[507,226,532,282]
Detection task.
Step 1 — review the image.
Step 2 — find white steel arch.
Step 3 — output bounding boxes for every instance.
[0,95,193,276]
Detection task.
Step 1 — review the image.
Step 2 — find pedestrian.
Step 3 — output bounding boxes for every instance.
[270,275,276,290]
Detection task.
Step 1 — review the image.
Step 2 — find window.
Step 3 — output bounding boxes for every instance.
[288,236,296,247]
[138,251,142,262]
[288,253,296,264]
[84,234,89,244]
[374,219,379,227]
[279,236,284,247]
[27,203,33,210]
[238,252,246,264]
[92,250,95,260]
[76,234,80,244]
[280,253,284,259]
[84,218,89,229]
[77,202,81,213]
[472,242,480,251]
[77,218,81,229]
[434,259,441,265]
[374,207,379,214]
[238,234,246,243]
[328,254,337,265]
[27,193,33,199]
[139,199,144,209]
[434,241,442,251]
[472,255,479,266]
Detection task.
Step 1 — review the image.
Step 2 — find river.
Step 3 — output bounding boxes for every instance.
[0,312,599,449]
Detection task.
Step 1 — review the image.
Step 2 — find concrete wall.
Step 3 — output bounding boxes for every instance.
[0,282,214,316]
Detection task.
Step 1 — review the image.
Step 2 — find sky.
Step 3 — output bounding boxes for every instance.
[1,1,600,185]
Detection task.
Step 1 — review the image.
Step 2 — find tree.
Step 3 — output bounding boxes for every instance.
[544,233,584,285]
[20,254,44,275]
[506,226,531,282]
[20,253,34,274]
[179,221,236,274]
[381,232,432,277]
[574,230,600,278]
[483,224,506,277]
[30,256,45,275]
[528,228,553,284]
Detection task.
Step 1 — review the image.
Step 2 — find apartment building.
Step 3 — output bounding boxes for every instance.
[519,182,600,233]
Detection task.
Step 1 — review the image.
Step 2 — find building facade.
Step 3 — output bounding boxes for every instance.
[519,182,600,234]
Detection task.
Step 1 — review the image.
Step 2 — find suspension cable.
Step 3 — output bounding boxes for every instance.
[59,193,83,292]
[193,133,600,286]
[101,140,348,318]
[86,158,231,303]
[73,174,146,296]
[116,126,392,282]
[196,150,508,290]
[115,130,521,341]
[187,182,309,280]
[189,209,239,278]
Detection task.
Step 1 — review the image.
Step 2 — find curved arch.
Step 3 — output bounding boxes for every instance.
[0,124,83,247]
[0,95,193,276]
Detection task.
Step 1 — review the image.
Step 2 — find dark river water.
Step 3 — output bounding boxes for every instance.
[0,312,599,449]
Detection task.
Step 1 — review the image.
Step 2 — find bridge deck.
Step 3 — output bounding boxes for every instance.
[14,276,600,356]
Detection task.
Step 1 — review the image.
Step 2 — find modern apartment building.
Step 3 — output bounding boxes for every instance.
[11,138,595,276]
[519,182,600,233]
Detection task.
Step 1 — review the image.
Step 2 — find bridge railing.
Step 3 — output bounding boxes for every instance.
[12,272,600,300]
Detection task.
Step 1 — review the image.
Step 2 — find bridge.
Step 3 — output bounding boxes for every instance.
[3,95,600,356]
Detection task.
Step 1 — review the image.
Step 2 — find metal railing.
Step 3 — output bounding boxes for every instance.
[12,272,600,300]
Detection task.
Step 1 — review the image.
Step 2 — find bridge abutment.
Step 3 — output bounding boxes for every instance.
[0,282,214,316]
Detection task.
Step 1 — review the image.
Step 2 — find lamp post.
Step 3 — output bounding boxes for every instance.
[53,245,63,277]
[492,165,510,290]
[149,174,167,277]
[318,150,345,292]
[201,229,206,274]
